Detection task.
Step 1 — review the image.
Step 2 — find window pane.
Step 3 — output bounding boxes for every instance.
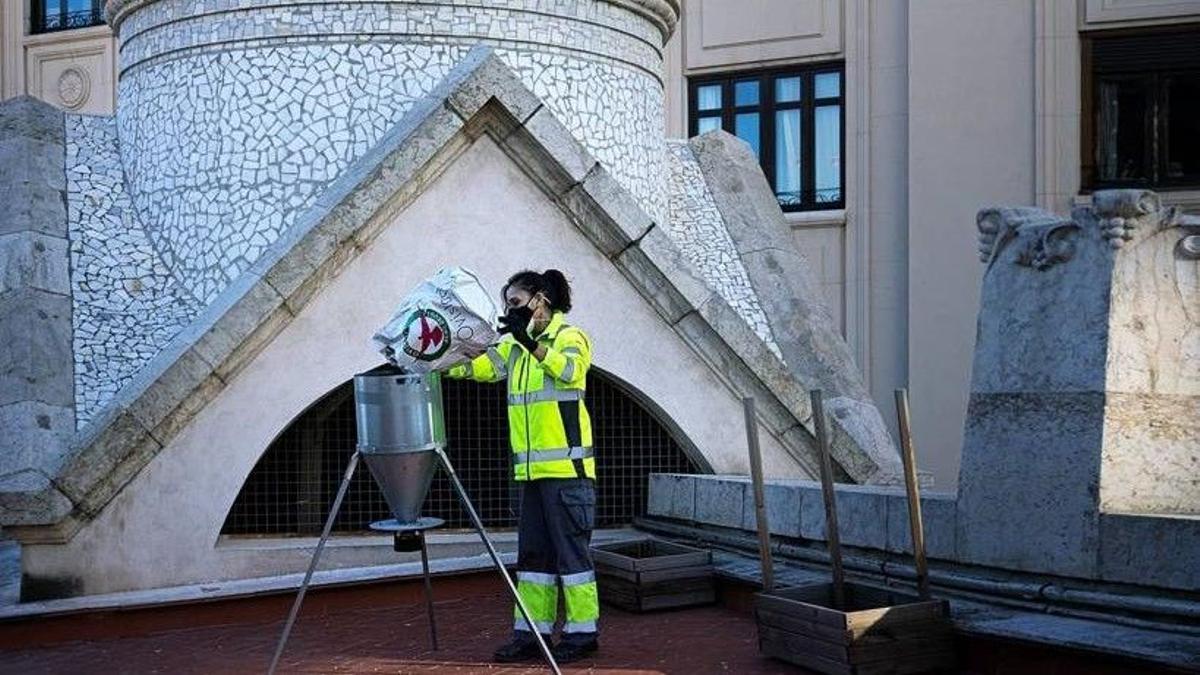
[735,80,760,107]
[775,109,802,206]
[736,112,760,157]
[1098,78,1150,182]
[815,105,841,204]
[697,115,722,135]
[1165,74,1200,181]
[775,77,801,103]
[67,0,92,12]
[815,72,841,99]
[697,85,722,111]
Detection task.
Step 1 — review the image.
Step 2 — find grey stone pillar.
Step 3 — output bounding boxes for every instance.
[955,190,1199,577]
[688,131,903,484]
[0,97,76,524]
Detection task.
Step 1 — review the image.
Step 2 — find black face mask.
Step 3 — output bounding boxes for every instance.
[498,303,535,336]
[506,304,534,323]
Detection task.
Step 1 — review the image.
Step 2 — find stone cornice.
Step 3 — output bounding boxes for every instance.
[600,0,680,41]
[107,0,680,40]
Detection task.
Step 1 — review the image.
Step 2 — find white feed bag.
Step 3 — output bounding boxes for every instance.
[372,267,500,373]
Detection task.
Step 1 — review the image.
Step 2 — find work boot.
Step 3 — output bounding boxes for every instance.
[551,637,599,663]
[492,633,543,663]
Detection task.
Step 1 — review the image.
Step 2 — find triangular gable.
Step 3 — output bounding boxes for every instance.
[2,47,893,542]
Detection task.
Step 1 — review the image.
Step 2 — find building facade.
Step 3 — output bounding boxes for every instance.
[1,1,1198,599]
[5,0,1199,487]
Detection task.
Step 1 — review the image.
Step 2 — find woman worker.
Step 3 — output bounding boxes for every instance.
[445,269,600,664]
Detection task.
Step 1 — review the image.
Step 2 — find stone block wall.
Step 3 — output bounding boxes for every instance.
[647,473,1199,593]
[957,191,1200,578]
[0,97,76,523]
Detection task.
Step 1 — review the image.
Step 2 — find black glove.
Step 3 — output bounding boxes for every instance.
[498,306,538,352]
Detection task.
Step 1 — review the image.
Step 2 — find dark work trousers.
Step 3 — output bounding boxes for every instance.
[513,477,599,645]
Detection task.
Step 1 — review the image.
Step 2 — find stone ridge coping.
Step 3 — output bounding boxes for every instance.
[647,473,1200,595]
[705,547,1200,671]
[685,131,903,481]
[3,45,890,539]
[105,0,681,41]
[0,527,640,619]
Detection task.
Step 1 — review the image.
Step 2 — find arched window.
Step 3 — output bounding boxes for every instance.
[222,368,707,535]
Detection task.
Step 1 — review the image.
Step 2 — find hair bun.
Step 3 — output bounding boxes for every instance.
[541,269,572,313]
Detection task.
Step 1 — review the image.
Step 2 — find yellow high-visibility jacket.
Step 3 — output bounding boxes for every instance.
[447,311,595,481]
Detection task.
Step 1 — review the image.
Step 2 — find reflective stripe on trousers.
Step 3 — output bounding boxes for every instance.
[514,570,557,635]
[513,479,599,638]
[560,570,599,633]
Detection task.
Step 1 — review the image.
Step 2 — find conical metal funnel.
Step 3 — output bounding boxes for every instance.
[361,451,438,523]
[354,366,446,524]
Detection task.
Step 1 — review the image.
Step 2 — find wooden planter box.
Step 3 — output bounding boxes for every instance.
[755,582,955,675]
[592,539,715,612]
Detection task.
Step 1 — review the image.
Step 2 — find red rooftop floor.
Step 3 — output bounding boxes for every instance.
[0,570,1175,674]
[0,573,797,674]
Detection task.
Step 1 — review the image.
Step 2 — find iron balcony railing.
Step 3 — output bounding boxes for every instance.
[31,5,105,34]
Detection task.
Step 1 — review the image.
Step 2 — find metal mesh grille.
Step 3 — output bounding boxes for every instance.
[222,369,702,535]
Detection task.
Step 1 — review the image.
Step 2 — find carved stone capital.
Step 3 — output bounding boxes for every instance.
[1086,189,1200,253]
[976,206,1078,270]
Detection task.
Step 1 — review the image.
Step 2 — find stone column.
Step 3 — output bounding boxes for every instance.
[0,96,76,525]
[955,189,1199,578]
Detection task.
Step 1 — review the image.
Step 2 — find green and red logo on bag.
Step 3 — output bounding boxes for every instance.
[400,308,452,361]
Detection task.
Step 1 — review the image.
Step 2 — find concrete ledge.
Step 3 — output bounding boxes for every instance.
[0,528,641,620]
[649,473,1200,593]
[647,473,695,521]
[1099,512,1200,590]
[0,551,518,622]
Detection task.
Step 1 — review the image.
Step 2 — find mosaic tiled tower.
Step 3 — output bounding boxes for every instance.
[72,0,677,422]
[107,0,675,303]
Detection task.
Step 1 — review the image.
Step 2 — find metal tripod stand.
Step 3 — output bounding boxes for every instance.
[266,448,561,675]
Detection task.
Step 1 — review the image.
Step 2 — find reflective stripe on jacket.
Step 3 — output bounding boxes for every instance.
[447,311,595,481]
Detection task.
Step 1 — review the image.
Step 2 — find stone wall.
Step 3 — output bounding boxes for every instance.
[0,97,76,522]
[647,473,1200,594]
[957,190,1200,578]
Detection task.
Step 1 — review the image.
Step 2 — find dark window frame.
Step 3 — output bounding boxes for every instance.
[688,62,846,212]
[29,0,105,35]
[1082,24,1200,192]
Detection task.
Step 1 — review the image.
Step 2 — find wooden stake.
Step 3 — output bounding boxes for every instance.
[895,388,931,600]
[743,397,775,593]
[810,390,845,609]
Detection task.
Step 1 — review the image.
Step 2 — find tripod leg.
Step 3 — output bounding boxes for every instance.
[435,449,561,675]
[268,451,361,675]
[419,532,438,651]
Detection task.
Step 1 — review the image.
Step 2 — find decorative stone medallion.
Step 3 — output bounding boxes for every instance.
[58,68,90,110]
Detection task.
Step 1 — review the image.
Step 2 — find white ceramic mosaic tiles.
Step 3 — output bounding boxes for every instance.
[65,1,682,420]
[664,140,781,359]
[113,0,667,305]
[66,114,203,425]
